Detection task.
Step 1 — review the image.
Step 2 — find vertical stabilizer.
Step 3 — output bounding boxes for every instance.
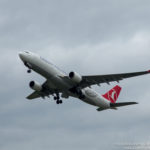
[102,85,122,103]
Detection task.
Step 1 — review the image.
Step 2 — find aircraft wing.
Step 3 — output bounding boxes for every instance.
[27,91,41,100]
[80,70,150,88]
[27,70,150,99]
[27,80,55,100]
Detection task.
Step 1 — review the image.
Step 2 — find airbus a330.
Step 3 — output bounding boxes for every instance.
[19,51,150,111]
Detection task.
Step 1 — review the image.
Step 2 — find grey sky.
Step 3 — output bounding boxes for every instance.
[1,0,150,150]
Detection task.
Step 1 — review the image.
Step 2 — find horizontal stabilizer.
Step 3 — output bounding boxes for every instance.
[110,102,138,108]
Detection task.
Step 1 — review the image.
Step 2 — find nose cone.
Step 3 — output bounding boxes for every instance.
[19,52,25,60]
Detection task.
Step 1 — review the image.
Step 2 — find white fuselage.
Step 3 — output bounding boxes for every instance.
[19,51,110,109]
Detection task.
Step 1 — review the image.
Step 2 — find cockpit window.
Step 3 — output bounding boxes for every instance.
[25,51,29,54]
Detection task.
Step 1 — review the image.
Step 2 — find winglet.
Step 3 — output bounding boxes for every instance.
[147,70,150,73]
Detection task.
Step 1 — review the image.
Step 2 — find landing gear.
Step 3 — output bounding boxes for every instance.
[24,62,32,73]
[56,100,60,104]
[70,87,85,99]
[54,93,63,104]
[59,100,62,104]
[54,96,57,100]
[56,100,63,104]
[27,69,31,73]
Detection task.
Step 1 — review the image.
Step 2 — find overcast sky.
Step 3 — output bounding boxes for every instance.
[1,0,150,150]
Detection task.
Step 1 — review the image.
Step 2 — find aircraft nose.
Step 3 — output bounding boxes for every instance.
[19,52,24,60]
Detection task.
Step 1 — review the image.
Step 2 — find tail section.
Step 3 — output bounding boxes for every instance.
[102,85,122,103]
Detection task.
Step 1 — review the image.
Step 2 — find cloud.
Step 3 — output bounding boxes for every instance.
[1,0,150,150]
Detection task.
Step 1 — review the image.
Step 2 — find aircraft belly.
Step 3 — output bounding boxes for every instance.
[29,60,71,90]
[81,98,97,106]
[31,63,53,78]
[81,96,110,108]
[29,58,62,79]
[47,76,71,90]
[82,88,110,108]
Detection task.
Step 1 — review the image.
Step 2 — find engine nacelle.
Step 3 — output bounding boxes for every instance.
[29,81,42,91]
[69,71,82,83]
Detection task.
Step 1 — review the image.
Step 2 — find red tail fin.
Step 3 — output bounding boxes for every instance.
[102,85,122,103]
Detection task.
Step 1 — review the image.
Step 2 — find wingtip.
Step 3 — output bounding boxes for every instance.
[147,70,150,73]
[129,102,138,105]
[26,96,32,100]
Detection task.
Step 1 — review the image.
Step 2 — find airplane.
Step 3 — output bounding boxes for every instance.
[19,51,150,111]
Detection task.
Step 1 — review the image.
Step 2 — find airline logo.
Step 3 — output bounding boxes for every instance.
[102,85,122,103]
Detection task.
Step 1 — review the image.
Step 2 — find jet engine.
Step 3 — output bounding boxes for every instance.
[29,81,42,91]
[69,71,82,83]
